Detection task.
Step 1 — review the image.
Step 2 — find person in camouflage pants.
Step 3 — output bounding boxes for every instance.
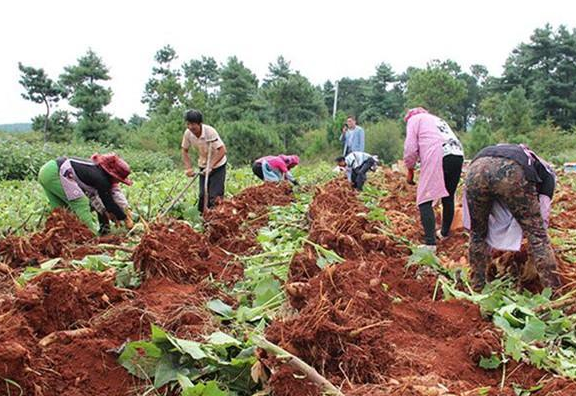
[465,156,560,291]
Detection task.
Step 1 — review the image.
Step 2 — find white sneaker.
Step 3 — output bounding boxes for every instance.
[436,230,444,240]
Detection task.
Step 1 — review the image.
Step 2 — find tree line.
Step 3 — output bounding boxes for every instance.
[17,24,576,164]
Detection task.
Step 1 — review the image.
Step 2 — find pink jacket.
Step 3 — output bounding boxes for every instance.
[256,155,299,174]
[404,112,449,205]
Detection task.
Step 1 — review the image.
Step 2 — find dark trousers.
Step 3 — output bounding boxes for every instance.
[419,155,463,245]
[198,163,226,212]
[351,158,376,191]
[465,157,560,290]
[252,162,264,180]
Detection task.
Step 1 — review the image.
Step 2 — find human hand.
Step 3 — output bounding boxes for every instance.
[185,168,195,178]
[407,168,415,185]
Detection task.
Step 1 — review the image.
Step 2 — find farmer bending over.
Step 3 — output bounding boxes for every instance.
[335,151,378,191]
[38,153,134,234]
[403,107,464,252]
[181,109,227,212]
[464,144,560,292]
[252,155,300,185]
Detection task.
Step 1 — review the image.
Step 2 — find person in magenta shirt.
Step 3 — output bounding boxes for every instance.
[252,155,300,185]
[403,107,464,251]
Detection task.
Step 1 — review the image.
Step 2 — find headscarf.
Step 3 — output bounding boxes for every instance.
[404,107,429,122]
[279,155,300,169]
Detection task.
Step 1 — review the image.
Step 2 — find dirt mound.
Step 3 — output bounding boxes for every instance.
[271,258,397,383]
[307,178,406,260]
[15,269,125,336]
[268,365,321,396]
[0,208,118,268]
[287,245,322,285]
[133,220,243,285]
[205,182,293,254]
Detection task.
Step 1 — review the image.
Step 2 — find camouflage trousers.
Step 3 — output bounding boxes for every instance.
[465,157,560,290]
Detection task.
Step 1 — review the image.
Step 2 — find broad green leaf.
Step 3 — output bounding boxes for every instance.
[118,341,163,378]
[206,332,242,348]
[528,347,547,368]
[154,354,180,388]
[207,299,235,318]
[479,354,501,369]
[504,335,524,361]
[521,317,546,343]
[172,339,208,360]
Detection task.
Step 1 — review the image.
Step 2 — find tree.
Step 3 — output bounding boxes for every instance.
[464,120,494,157]
[264,55,292,84]
[500,87,533,140]
[31,110,73,142]
[501,24,576,128]
[142,45,184,116]
[217,56,259,122]
[405,64,467,124]
[322,80,335,113]
[18,63,64,142]
[362,63,404,122]
[261,57,328,149]
[333,77,370,121]
[60,49,112,141]
[183,56,219,92]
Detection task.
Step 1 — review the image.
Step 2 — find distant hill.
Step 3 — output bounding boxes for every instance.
[0,123,33,133]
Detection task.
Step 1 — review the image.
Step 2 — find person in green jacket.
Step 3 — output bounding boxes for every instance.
[38,153,134,234]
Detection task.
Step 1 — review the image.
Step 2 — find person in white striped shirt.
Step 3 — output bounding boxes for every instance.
[335,151,379,191]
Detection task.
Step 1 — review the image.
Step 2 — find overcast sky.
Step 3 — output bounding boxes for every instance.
[1,0,574,124]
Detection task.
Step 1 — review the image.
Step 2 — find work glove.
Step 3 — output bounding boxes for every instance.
[407,168,415,185]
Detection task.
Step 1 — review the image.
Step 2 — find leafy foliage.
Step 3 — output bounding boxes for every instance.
[59,49,112,141]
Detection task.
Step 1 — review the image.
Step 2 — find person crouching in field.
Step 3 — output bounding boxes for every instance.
[463,144,560,292]
[403,107,464,252]
[38,153,134,234]
[335,151,378,191]
[181,109,228,213]
[252,155,300,186]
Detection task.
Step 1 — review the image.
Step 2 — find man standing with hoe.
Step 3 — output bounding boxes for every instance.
[181,109,228,214]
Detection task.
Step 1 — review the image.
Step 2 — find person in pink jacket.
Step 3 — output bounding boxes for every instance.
[403,108,464,251]
[252,155,300,185]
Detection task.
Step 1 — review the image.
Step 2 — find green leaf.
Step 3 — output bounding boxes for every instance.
[118,340,163,379]
[207,299,235,318]
[151,324,170,343]
[172,339,208,360]
[254,278,281,307]
[154,354,180,388]
[504,335,524,361]
[527,347,547,368]
[206,332,242,348]
[521,317,546,343]
[479,354,501,369]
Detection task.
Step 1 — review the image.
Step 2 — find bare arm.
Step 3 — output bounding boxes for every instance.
[181,147,194,175]
[209,144,227,170]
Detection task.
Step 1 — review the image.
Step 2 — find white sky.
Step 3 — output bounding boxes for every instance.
[1,0,574,124]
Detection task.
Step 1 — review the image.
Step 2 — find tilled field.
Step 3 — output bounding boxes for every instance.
[1,172,576,396]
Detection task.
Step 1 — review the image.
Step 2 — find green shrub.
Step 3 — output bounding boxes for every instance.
[298,128,339,163]
[218,120,282,166]
[364,119,404,164]
[0,139,175,180]
[462,121,494,157]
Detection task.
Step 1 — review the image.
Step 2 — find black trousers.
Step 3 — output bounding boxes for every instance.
[351,158,376,191]
[252,162,264,180]
[418,155,463,245]
[198,163,226,212]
